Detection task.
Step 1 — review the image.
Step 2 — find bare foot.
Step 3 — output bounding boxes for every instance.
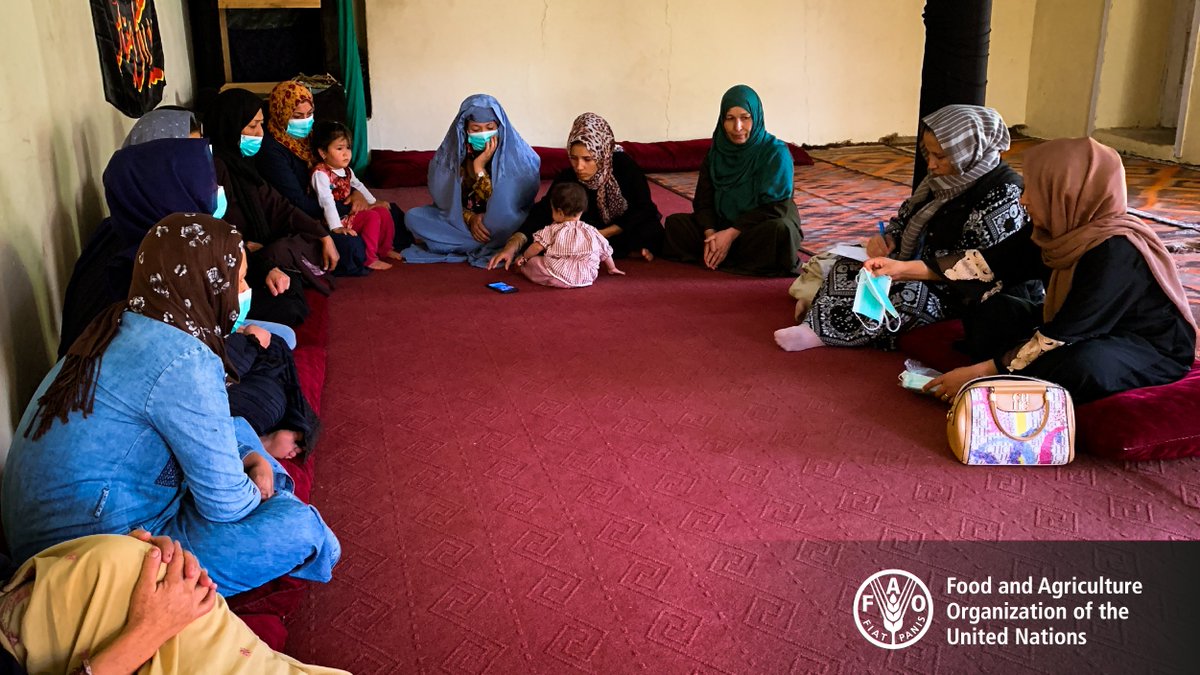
[628,248,655,261]
[774,325,825,352]
[260,430,302,460]
[385,250,405,261]
[367,260,394,270]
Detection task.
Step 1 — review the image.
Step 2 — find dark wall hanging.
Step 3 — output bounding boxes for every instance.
[90,0,167,118]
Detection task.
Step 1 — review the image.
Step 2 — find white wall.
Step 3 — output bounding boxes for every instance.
[0,0,194,458]
[1094,0,1178,130]
[366,0,1036,150]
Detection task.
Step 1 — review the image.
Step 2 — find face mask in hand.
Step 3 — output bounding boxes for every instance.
[231,287,252,332]
[467,129,498,152]
[212,186,228,220]
[852,268,901,332]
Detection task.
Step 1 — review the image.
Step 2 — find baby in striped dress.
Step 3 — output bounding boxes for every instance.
[517,183,624,288]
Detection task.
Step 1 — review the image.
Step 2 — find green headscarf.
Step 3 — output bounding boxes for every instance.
[708,84,794,224]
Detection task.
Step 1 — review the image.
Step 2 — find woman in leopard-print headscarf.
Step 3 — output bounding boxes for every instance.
[488,112,664,270]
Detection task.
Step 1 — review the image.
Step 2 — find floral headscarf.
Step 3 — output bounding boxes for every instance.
[268,81,315,164]
[27,214,244,439]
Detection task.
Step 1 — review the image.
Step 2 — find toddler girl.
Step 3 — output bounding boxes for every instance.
[310,121,402,270]
[517,183,623,287]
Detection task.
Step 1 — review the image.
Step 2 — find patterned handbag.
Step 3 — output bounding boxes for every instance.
[946,376,1075,465]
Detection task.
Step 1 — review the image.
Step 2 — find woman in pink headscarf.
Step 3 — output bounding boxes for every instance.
[926,137,1196,404]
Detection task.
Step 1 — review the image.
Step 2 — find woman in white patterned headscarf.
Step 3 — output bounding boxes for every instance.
[776,104,1038,352]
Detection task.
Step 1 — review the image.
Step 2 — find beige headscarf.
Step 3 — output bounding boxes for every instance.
[1024,137,1195,329]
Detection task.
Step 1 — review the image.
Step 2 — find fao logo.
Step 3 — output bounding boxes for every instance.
[853,569,933,649]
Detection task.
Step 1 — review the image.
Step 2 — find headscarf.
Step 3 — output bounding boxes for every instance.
[267,81,314,165]
[27,214,244,440]
[707,85,794,224]
[104,138,219,255]
[1024,137,1195,328]
[204,88,270,243]
[122,107,197,147]
[567,113,627,224]
[895,104,1011,260]
[427,94,541,263]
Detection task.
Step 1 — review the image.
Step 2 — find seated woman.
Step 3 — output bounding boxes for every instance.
[121,106,200,147]
[60,137,212,357]
[0,532,346,674]
[255,81,402,270]
[206,88,341,326]
[661,84,802,277]
[926,137,1197,404]
[403,94,541,267]
[775,104,1031,351]
[56,138,314,462]
[3,214,340,595]
[488,113,661,268]
[61,136,296,351]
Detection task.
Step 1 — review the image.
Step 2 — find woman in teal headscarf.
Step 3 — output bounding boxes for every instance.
[662,84,802,276]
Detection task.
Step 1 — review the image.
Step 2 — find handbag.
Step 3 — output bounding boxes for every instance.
[946,375,1075,465]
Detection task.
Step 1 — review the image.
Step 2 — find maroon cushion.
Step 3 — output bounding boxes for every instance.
[896,320,973,373]
[533,146,570,178]
[368,149,435,188]
[1076,361,1200,460]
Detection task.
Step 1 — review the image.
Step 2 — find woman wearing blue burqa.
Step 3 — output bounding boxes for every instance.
[403,94,541,266]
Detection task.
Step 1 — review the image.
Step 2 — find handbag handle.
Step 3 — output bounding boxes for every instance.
[986,388,1050,441]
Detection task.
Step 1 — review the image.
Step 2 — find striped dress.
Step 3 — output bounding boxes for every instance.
[532,220,614,288]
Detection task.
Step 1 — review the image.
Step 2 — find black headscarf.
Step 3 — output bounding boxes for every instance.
[204,88,271,243]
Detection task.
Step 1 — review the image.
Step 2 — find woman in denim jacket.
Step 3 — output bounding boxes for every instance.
[2,214,339,595]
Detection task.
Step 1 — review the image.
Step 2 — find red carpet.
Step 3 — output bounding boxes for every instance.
[283,261,1200,673]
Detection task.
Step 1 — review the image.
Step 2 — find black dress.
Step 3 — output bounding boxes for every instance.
[806,163,1031,348]
[968,237,1195,403]
[519,152,664,257]
[661,156,803,277]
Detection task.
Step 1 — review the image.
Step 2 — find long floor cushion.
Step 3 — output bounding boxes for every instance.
[369,139,813,188]
[897,320,1200,461]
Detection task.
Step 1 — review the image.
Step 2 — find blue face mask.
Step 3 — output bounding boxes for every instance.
[212,186,228,220]
[286,116,314,139]
[853,268,901,332]
[231,287,252,332]
[467,129,498,152]
[239,134,263,157]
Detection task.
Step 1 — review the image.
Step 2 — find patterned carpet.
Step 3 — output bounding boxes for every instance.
[283,262,1200,673]
[648,140,1200,321]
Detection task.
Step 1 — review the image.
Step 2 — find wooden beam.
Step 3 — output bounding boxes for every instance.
[220,81,282,95]
[218,9,233,82]
[218,0,321,9]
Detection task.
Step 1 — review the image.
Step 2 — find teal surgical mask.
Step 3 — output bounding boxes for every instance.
[852,268,901,332]
[212,185,228,220]
[287,116,314,139]
[239,134,263,157]
[467,129,498,152]
[232,287,252,332]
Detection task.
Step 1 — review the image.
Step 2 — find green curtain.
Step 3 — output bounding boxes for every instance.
[339,0,369,174]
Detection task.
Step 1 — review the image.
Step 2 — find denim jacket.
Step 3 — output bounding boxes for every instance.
[2,312,267,562]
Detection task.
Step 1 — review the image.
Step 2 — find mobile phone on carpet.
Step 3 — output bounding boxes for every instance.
[487,281,519,294]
